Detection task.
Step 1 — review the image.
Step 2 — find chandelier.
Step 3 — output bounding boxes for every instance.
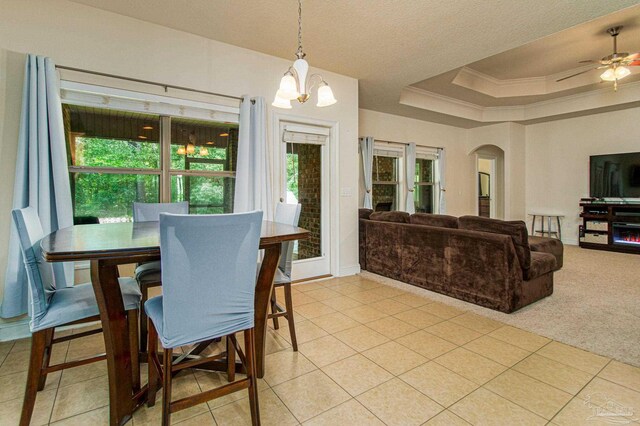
[272,0,337,109]
[177,131,208,156]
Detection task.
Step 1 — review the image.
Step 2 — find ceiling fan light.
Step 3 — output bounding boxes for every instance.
[278,75,300,100]
[600,68,616,81]
[316,83,337,107]
[615,66,631,79]
[272,94,293,109]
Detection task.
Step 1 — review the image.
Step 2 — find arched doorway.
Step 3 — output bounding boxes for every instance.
[471,145,505,219]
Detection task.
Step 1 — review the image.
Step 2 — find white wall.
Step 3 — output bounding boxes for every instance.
[358,109,472,216]
[525,107,640,244]
[0,0,360,325]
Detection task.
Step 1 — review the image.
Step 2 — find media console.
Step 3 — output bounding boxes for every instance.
[579,201,640,254]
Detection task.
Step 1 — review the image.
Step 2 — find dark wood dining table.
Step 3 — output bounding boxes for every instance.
[40,220,309,426]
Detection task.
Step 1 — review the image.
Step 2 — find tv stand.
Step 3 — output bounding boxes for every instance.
[579,201,640,254]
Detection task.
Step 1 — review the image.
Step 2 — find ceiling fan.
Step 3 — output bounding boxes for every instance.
[556,26,640,91]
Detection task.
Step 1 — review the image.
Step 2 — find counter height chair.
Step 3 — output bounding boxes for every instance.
[12,207,142,426]
[146,211,263,426]
[133,201,189,351]
[267,203,301,351]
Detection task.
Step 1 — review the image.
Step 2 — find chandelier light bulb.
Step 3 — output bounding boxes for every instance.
[600,68,617,81]
[316,83,337,107]
[186,143,195,155]
[272,94,293,109]
[177,146,186,155]
[278,74,300,100]
[615,66,631,79]
[199,147,209,156]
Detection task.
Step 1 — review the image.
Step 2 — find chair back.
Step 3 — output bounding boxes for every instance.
[159,211,263,347]
[274,203,302,279]
[11,207,55,326]
[133,202,189,222]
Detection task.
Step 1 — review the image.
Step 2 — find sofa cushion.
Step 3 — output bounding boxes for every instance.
[369,211,410,223]
[528,236,563,270]
[410,213,458,228]
[458,216,531,271]
[359,208,373,219]
[526,252,556,280]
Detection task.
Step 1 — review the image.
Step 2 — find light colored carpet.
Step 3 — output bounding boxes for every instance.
[361,244,640,367]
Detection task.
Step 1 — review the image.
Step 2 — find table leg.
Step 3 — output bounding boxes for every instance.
[548,216,552,238]
[557,216,562,240]
[91,260,145,426]
[531,216,536,236]
[254,244,281,378]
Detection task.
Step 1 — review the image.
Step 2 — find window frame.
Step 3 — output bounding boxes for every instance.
[414,149,439,214]
[372,142,405,211]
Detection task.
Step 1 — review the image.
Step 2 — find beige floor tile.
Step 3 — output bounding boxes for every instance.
[485,370,572,420]
[513,353,593,395]
[463,335,530,367]
[322,354,393,396]
[424,410,472,425]
[295,282,330,293]
[367,299,412,315]
[265,328,293,355]
[366,316,418,339]
[342,305,388,323]
[551,396,639,426]
[291,291,318,306]
[0,351,32,376]
[9,338,31,354]
[174,411,217,425]
[450,312,503,334]
[50,375,109,422]
[370,285,405,298]
[346,290,387,304]
[309,312,360,334]
[59,360,108,388]
[578,377,640,415]
[195,371,269,409]
[435,348,507,385]
[298,335,356,367]
[395,330,457,359]
[304,288,341,301]
[356,378,443,426]
[451,388,546,426]
[537,341,610,375]
[598,361,640,393]
[319,296,362,311]
[0,389,56,426]
[392,293,432,308]
[0,370,60,403]
[351,280,384,290]
[212,388,298,426]
[425,321,483,345]
[49,406,110,426]
[400,361,478,407]
[273,370,350,422]
[65,334,104,362]
[274,321,327,346]
[334,325,389,352]
[303,398,384,425]
[333,283,368,296]
[362,341,428,376]
[393,309,444,329]
[418,302,466,320]
[294,302,336,319]
[489,325,551,352]
[263,350,317,387]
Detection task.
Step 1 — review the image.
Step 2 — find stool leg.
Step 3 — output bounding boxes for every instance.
[244,328,260,426]
[270,291,280,330]
[128,310,140,392]
[37,328,54,391]
[283,283,298,351]
[20,330,47,426]
[162,347,173,426]
[147,320,160,408]
[139,284,149,353]
[226,335,235,382]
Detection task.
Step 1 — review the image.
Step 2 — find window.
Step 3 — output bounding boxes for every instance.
[372,147,402,211]
[64,104,238,222]
[414,157,436,213]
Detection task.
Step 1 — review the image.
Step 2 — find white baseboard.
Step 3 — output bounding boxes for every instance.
[0,318,30,342]
[338,264,361,277]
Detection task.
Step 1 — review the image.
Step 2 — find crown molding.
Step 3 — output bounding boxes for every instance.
[400,80,640,124]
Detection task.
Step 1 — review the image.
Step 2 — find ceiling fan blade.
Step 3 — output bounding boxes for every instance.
[579,60,598,64]
[556,68,597,82]
[624,52,640,61]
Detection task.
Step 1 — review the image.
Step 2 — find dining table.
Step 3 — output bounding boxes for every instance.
[40,220,309,426]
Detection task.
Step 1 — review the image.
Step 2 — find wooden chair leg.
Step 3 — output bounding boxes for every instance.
[270,291,279,330]
[37,328,54,391]
[147,320,160,408]
[128,310,140,392]
[244,328,260,426]
[20,330,47,426]
[139,284,149,353]
[226,335,235,382]
[161,347,173,426]
[283,283,298,351]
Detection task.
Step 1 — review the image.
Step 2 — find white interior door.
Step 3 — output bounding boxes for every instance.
[279,121,331,280]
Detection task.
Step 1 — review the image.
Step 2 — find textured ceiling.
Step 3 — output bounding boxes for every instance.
[69,0,640,126]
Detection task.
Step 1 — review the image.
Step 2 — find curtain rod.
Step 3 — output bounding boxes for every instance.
[375,139,443,150]
[55,65,243,101]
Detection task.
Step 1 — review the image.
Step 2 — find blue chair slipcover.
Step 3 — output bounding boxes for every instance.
[133,201,190,222]
[12,207,141,332]
[145,210,263,348]
[273,202,302,284]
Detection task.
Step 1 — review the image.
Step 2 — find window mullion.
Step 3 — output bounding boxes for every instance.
[160,116,172,202]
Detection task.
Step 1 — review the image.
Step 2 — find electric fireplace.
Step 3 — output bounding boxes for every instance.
[612,223,640,246]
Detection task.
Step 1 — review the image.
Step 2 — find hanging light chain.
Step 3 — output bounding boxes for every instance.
[296,0,305,59]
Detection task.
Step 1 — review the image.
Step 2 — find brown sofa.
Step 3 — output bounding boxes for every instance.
[358,209,563,313]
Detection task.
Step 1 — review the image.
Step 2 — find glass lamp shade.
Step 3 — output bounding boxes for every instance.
[615,66,631,79]
[316,84,337,107]
[199,147,209,156]
[600,68,617,81]
[186,143,195,155]
[272,93,293,109]
[278,74,300,100]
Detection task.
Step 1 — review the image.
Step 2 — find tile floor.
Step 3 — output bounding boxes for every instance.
[1,274,640,425]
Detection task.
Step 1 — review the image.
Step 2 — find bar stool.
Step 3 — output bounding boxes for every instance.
[529,213,564,240]
[146,211,263,425]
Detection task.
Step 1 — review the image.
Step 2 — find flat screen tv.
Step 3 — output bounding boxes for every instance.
[590,152,640,198]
